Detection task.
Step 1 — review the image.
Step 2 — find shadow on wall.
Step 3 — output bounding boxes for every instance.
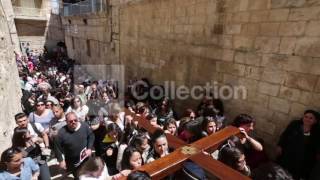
[45,12,65,52]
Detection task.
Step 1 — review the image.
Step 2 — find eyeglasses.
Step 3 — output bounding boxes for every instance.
[67,119,78,123]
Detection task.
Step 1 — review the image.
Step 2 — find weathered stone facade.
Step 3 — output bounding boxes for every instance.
[1,0,21,52]
[12,0,65,54]
[63,0,320,152]
[0,0,22,152]
[62,12,118,65]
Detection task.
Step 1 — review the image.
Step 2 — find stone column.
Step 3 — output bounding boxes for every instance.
[0,0,21,53]
[0,0,22,153]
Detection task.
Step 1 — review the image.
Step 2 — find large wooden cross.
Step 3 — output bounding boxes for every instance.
[122,109,251,180]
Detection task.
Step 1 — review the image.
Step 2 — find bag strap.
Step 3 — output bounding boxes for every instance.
[30,122,42,137]
[32,113,35,123]
[31,113,42,137]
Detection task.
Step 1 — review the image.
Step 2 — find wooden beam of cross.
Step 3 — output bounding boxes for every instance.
[123,109,251,180]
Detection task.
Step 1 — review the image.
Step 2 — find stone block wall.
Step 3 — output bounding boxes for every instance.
[118,0,320,147]
[0,0,21,52]
[46,14,65,49]
[12,0,65,54]
[62,11,118,66]
[0,1,22,152]
[62,0,320,150]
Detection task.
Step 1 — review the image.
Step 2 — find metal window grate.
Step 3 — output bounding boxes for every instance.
[63,0,107,16]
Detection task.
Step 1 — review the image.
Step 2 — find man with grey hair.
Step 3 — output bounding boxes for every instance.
[54,112,95,179]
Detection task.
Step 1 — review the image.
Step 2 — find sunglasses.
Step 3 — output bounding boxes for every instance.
[7,149,16,157]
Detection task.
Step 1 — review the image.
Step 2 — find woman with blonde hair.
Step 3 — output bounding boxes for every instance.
[106,102,125,131]
[66,96,89,122]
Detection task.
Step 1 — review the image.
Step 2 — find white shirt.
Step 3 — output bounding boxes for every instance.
[27,123,44,138]
[24,82,33,91]
[79,165,111,180]
[66,105,89,122]
[105,112,125,131]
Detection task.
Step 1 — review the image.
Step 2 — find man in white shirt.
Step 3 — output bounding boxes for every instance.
[14,112,49,148]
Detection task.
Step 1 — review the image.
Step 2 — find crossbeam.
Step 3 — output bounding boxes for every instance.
[124,109,186,149]
[190,153,249,179]
[122,109,251,180]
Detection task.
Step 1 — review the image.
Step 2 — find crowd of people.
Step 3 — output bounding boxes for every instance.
[0,48,319,180]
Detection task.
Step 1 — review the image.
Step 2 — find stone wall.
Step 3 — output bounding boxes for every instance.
[44,2,65,50]
[62,11,118,65]
[46,14,65,49]
[0,0,22,152]
[15,14,65,53]
[63,0,320,150]
[13,0,65,54]
[0,0,21,52]
[117,0,320,149]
